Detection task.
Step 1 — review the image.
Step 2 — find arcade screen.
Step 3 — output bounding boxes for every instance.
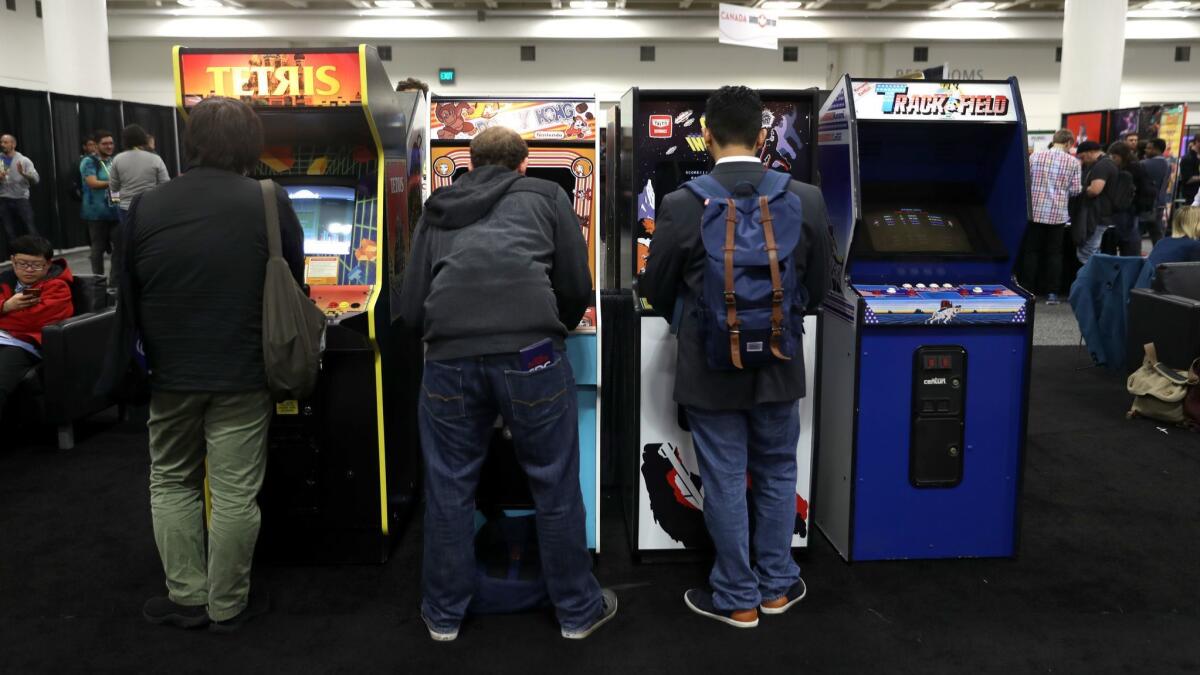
[860,208,972,254]
[286,185,356,256]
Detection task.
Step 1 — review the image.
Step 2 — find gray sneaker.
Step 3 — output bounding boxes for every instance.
[1045,293,1061,305]
[561,588,618,640]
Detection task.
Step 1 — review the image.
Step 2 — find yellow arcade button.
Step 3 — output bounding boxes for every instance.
[339,301,351,310]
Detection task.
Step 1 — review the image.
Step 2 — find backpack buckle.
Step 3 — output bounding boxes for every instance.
[772,289,784,302]
[723,291,736,305]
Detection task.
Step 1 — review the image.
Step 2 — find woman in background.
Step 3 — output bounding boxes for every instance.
[1135,206,1200,288]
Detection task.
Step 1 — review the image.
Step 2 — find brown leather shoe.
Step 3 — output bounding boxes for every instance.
[760,578,806,615]
[684,589,759,628]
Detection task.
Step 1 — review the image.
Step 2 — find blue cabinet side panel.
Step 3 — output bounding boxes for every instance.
[852,326,1027,559]
[577,388,598,549]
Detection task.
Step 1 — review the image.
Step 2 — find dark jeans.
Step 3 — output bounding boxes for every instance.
[0,197,36,258]
[0,345,39,421]
[418,353,602,632]
[1140,208,1166,244]
[684,400,802,611]
[86,218,120,278]
[1020,221,1065,295]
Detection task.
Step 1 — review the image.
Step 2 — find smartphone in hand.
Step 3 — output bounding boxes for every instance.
[23,287,42,299]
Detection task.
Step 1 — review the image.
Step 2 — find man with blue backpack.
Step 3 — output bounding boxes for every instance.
[641,85,832,629]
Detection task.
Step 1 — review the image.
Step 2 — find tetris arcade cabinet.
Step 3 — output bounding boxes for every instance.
[428,96,602,550]
[815,76,1032,561]
[174,46,426,563]
[616,88,820,556]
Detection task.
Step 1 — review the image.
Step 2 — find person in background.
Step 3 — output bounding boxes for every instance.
[109,124,170,228]
[1074,140,1119,265]
[1107,142,1144,257]
[81,136,98,161]
[1140,138,1172,244]
[1022,128,1081,305]
[399,126,615,642]
[0,134,41,258]
[102,97,304,633]
[1122,132,1139,154]
[641,86,832,630]
[80,130,120,278]
[1135,206,1200,288]
[146,133,157,153]
[1180,137,1200,206]
[0,236,74,419]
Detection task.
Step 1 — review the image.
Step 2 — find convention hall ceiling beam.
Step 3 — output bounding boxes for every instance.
[679,0,694,8]
[616,0,627,8]
[345,0,374,8]
[807,0,832,9]
[866,0,898,8]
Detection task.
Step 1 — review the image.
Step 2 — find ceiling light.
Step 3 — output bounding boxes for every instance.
[375,0,416,7]
[761,1,803,8]
[177,0,225,7]
[568,1,609,8]
[949,1,996,9]
[1143,1,1190,9]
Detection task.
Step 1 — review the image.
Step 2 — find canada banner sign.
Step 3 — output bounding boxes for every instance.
[718,3,779,51]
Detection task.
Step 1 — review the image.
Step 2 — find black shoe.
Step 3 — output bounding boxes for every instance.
[561,588,618,639]
[760,578,807,615]
[143,597,209,629]
[208,592,270,634]
[683,589,759,628]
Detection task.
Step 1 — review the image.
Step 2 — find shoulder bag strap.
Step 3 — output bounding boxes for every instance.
[723,198,742,369]
[259,179,283,260]
[760,195,791,362]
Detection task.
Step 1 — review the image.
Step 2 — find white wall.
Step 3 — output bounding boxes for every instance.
[0,0,47,90]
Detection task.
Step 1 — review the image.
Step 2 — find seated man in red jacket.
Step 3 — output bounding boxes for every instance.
[0,235,74,418]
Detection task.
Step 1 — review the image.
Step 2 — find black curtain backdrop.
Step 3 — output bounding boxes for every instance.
[0,87,56,250]
[122,102,180,177]
[50,94,123,249]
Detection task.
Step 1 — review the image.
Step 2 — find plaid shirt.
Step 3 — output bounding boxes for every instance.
[1029,147,1081,225]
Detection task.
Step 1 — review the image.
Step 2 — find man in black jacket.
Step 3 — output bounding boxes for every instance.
[399,126,614,642]
[106,97,304,633]
[641,86,832,629]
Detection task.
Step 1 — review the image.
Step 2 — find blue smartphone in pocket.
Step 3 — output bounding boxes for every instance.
[518,338,555,372]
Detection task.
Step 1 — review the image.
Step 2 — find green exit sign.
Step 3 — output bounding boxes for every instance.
[438,68,456,85]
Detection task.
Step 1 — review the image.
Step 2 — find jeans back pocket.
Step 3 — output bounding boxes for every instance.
[504,358,571,427]
[421,360,467,420]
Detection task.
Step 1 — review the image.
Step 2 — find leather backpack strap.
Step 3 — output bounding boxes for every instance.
[1144,342,1158,367]
[723,198,743,369]
[759,195,791,362]
[259,179,283,260]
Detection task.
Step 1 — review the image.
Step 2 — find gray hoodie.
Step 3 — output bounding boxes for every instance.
[399,164,592,360]
[0,152,39,200]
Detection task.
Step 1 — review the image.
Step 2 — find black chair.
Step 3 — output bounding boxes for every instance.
[8,274,119,449]
[1127,262,1200,373]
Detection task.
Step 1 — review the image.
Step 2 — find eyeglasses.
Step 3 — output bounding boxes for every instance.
[12,260,47,271]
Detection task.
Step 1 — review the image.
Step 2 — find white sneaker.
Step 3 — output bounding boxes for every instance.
[421,613,459,642]
[561,589,618,639]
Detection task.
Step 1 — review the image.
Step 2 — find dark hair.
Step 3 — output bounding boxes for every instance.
[1148,138,1167,153]
[704,86,764,149]
[183,97,264,173]
[122,124,149,149]
[9,235,52,260]
[469,126,528,170]
[1121,131,1138,140]
[81,133,95,145]
[396,77,429,95]
[94,129,114,143]
[1107,141,1135,166]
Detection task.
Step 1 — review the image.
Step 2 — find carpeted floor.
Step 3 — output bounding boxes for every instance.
[2,346,1198,674]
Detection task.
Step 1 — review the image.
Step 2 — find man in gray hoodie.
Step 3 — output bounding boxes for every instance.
[399,126,615,643]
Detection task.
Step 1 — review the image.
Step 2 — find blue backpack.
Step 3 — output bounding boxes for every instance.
[684,170,806,370]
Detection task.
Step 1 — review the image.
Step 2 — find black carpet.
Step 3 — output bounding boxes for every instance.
[3,346,1199,674]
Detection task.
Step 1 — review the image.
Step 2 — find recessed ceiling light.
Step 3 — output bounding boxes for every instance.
[177,0,225,8]
[761,1,803,8]
[950,1,996,10]
[375,0,417,7]
[568,0,609,8]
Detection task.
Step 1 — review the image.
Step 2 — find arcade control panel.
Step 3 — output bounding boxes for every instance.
[309,285,371,318]
[854,283,1027,326]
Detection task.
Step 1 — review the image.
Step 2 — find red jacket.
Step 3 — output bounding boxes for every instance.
[0,259,75,347]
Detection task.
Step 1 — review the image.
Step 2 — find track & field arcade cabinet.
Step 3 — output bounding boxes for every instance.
[815,76,1032,561]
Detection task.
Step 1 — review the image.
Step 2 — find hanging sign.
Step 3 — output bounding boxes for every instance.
[718,3,779,51]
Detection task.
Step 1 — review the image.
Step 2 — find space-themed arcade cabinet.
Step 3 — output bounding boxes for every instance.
[428,95,603,550]
[814,76,1033,561]
[174,46,426,563]
[614,88,821,557]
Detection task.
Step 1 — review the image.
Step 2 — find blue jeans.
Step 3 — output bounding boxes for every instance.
[1076,223,1111,265]
[418,353,602,631]
[685,401,802,611]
